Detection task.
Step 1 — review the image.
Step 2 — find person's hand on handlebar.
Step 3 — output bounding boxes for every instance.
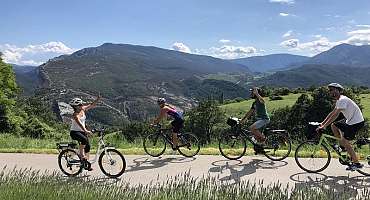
[85,130,93,137]
[315,124,326,133]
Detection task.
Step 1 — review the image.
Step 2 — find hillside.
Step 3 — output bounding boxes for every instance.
[231,54,309,72]
[38,43,252,122]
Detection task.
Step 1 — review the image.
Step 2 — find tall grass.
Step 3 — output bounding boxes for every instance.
[0,168,368,200]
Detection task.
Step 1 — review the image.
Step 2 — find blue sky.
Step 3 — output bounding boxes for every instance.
[1,0,370,65]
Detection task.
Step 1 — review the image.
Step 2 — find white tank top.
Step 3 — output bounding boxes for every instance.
[70,112,86,131]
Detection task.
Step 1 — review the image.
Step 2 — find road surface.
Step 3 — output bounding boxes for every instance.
[0,153,369,197]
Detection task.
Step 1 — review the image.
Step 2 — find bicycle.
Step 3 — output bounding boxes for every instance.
[143,124,200,157]
[56,128,126,178]
[295,122,370,176]
[219,117,292,161]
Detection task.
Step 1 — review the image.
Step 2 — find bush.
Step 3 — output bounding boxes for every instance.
[269,95,283,101]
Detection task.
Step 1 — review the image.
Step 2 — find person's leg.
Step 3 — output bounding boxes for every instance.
[342,138,359,162]
[171,120,181,148]
[331,123,346,147]
[249,120,267,143]
[71,131,87,159]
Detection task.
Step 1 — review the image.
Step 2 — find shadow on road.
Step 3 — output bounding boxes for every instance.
[209,158,288,184]
[290,172,370,198]
[125,156,196,173]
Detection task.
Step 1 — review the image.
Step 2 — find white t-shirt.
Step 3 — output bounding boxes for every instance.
[335,95,364,125]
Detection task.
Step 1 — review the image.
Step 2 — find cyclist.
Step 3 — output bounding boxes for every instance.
[152,98,184,149]
[69,95,101,170]
[317,83,365,171]
[240,87,270,152]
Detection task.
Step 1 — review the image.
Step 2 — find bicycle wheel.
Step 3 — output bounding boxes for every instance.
[264,133,292,161]
[143,133,166,157]
[355,140,370,176]
[219,132,246,160]
[57,149,83,176]
[177,133,200,157]
[295,140,331,173]
[98,149,126,178]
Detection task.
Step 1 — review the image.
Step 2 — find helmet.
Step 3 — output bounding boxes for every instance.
[157,98,166,105]
[249,87,262,93]
[69,98,85,106]
[328,83,344,91]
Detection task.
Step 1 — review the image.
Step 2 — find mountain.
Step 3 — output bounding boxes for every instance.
[307,44,370,67]
[255,64,370,88]
[38,43,251,122]
[254,44,370,88]
[231,54,309,72]
[11,64,40,95]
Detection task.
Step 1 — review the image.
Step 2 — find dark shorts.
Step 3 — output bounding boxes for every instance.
[334,120,365,140]
[70,131,91,153]
[171,119,184,133]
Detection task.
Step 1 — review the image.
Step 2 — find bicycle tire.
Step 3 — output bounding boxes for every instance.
[264,133,292,161]
[57,149,83,176]
[143,133,166,157]
[177,133,200,157]
[98,149,126,178]
[219,132,246,160]
[295,140,331,173]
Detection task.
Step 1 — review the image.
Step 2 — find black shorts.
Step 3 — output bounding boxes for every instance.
[70,131,91,153]
[334,120,365,140]
[171,119,184,133]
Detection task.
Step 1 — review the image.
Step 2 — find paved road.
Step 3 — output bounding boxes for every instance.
[0,153,369,196]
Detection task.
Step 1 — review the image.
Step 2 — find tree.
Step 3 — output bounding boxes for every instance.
[0,55,19,132]
[186,100,225,144]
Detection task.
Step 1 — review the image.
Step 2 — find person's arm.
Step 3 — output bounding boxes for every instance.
[152,108,167,124]
[73,113,89,133]
[240,109,254,124]
[83,95,101,111]
[318,108,342,130]
[321,110,335,125]
[254,88,265,104]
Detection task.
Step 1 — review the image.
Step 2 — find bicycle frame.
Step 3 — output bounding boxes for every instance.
[314,133,350,161]
[69,131,116,165]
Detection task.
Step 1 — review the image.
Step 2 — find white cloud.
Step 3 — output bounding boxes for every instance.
[343,28,370,45]
[172,42,191,53]
[280,29,370,54]
[219,39,231,43]
[269,0,295,5]
[0,41,76,65]
[280,37,336,53]
[279,13,290,17]
[205,45,258,59]
[282,30,293,38]
[356,25,370,28]
[280,39,299,48]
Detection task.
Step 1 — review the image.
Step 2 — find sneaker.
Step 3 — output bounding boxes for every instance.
[346,163,364,171]
[253,144,265,155]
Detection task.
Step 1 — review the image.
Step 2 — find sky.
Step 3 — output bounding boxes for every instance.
[1,0,370,65]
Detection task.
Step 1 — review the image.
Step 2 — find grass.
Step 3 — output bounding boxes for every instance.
[360,94,370,119]
[222,93,370,120]
[221,93,302,118]
[0,168,368,200]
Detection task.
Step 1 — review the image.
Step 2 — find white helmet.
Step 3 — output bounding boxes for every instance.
[328,83,344,91]
[157,98,166,105]
[69,98,85,106]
